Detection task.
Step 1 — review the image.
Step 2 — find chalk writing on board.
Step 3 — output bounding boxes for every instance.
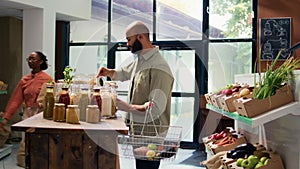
[260,18,291,60]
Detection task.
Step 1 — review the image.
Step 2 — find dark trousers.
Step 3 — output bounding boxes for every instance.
[136,159,161,169]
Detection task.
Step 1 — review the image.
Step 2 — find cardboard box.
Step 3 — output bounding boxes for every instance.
[228,151,285,169]
[233,85,293,118]
[204,93,214,105]
[207,135,247,154]
[220,154,237,169]
[219,95,239,112]
[210,94,224,109]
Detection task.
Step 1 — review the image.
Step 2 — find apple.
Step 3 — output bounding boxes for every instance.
[248,155,259,164]
[236,158,244,167]
[148,143,157,150]
[157,145,164,151]
[241,159,251,168]
[260,156,269,164]
[264,159,269,165]
[248,155,259,169]
[224,89,233,96]
[254,161,264,169]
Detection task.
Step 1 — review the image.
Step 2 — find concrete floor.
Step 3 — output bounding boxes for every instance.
[0,142,206,169]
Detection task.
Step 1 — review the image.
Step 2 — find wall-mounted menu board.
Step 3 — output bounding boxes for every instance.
[260,17,291,60]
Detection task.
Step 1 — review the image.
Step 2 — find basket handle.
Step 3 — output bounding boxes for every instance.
[141,100,159,136]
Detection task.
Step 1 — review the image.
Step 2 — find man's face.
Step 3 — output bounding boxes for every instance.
[126,35,143,54]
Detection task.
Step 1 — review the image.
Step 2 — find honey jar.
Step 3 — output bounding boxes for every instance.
[66,105,80,124]
[86,105,100,123]
[53,103,65,122]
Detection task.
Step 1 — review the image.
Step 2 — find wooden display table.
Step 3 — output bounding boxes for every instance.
[12,113,128,169]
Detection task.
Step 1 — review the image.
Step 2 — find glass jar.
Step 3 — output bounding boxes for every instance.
[109,81,118,118]
[53,103,65,122]
[58,87,70,110]
[43,84,55,120]
[86,105,100,123]
[90,86,102,112]
[66,105,80,124]
[70,84,80,105]
[100,87,112,118]
[78,87,89,121]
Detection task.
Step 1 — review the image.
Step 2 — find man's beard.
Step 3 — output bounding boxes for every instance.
[131,39,143,54]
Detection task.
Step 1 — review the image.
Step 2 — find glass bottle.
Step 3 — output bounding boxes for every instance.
[66,105,80,124]
[90,86,102,112]
[53,103,65,122]
[86,105,100,123]
[78,87,89,121]
[43,84,55,120]
[58,87,70,110]
[100,87,112,118]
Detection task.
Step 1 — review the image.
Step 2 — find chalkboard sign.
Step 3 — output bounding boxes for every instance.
[260,17,291,60]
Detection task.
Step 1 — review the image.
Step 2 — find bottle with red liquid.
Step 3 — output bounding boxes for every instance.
[58,87,70,110]
[90,86,102,112]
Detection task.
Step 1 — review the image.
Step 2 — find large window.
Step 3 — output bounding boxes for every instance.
[68,0,256,144]
[207,0,255,91]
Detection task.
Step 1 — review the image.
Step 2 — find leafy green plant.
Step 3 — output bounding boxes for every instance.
[63,66,75,88]
[253,50,300,99]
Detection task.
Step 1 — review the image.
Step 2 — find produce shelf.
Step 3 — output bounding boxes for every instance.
[206,102,300,128]
[0,90,7,94]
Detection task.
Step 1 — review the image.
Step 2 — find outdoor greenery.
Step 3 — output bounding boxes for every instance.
[210,0,252,38]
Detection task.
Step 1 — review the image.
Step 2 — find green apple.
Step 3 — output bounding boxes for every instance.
[264,159,269,165]
[248,155,259,168]
[236,158,244,167]
[241,159,251,168]
[248,155,259,163]
[147,143,157,150]
[260,156,269,164]
[254,161,264,169]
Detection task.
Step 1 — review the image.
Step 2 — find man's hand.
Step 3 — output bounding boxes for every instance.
[96,67,115,78]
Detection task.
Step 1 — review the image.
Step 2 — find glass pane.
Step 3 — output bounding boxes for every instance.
[115,51,133,92]
[70,0,108,42]
[160,50,195,93]
[208,42,252,92]
[111,0,153,42]
[209,0,253,39]
[156,0,203,40]
[171,97,194,142]
[69,45,108,75]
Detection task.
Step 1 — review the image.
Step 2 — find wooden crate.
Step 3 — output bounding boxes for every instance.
[26,130,122,169]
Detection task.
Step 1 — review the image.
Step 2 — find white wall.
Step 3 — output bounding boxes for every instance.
[7,0,91,76]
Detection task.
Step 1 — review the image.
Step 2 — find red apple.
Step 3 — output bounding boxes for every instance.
[224,89,233,96]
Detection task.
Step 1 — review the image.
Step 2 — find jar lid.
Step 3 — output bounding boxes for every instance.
[55,103,65,106]
[87,105,99,108]
[67,105,79,108]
